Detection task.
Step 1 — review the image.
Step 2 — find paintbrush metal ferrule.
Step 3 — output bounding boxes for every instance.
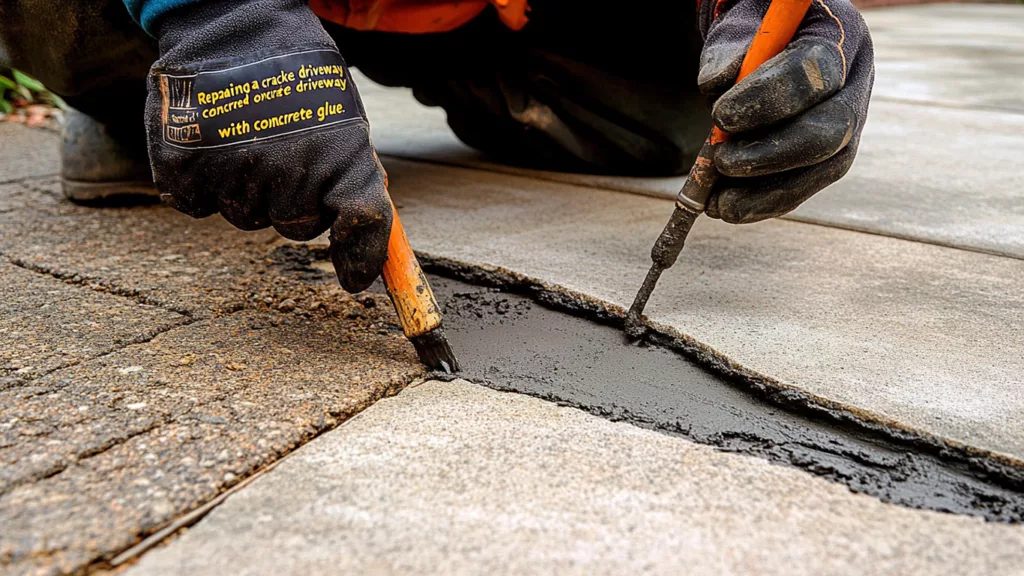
[381,199,460,372]
[410,328,460,373]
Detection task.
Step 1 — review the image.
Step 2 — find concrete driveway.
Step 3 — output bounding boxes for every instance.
[2,4,1023,575]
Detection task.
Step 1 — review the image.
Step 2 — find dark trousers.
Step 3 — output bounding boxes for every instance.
[0,0,710,176]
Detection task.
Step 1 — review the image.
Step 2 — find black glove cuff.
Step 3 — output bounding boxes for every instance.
[153,0,337,68]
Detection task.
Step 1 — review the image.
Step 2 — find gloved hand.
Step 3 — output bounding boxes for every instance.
[144,0,390,292]
[696,0,874,223]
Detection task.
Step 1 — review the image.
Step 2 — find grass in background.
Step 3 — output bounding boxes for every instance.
[0,68,65,124]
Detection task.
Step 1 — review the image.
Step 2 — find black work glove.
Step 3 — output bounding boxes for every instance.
[144,0,390,292]
[697,0,874,223]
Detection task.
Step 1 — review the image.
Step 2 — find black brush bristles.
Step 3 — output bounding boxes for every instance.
[410,328,460,373]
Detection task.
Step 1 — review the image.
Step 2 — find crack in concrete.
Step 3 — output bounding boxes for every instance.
[1,255,199,392]
[3,318,198,391]
[4,256,198,318]
[0,315,206,495]
[3,302,419,573]
[299,248,1024,523]
[23,420,164,491]
[76,373,417,576]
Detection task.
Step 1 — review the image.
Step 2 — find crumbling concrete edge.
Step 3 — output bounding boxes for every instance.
[415,251,1024,496]
[86,372,428,575]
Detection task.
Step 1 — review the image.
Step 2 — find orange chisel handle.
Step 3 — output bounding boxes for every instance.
[676,0,813,211]
[380,200,443,339]
[626,0,813,336]
[709,0,814,146]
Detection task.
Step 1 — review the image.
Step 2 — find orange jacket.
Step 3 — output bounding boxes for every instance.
[309,0,529,33]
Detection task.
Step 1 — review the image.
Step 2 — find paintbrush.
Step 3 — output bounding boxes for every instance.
[625,0,813,338]
[380,198,460,373]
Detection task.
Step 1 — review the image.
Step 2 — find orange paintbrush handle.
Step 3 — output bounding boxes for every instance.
[710,0,813,145]
[380,200,443,339]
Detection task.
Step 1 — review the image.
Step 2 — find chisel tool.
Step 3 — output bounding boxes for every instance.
[624,0,813,338]
[381,198,460,372]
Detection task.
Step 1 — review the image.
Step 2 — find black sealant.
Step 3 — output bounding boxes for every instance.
[273,245,1024,522]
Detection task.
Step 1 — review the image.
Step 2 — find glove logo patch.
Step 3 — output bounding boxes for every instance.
[157,50,361,149]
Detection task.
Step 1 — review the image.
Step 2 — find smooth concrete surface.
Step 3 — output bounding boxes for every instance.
[129,379,1024,576]
[357,4,1024,258]
[867,4,1024,112]
[793,100,1024,258]
[380,157,1024,462]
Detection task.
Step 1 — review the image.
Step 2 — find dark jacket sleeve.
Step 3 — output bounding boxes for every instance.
[123,0,206,34]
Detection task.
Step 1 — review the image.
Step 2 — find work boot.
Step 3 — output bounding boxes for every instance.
[61,108,157,203]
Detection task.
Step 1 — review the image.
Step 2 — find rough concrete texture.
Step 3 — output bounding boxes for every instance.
[0,176,284,317]
[128,379,1024,576]
[376,157,1024,463]
[0,123,60,184]
[0,260,185,382]
[357,4,1024,258]
[1,310,421,575]
[0,136,425,575]
[0,177,65,214]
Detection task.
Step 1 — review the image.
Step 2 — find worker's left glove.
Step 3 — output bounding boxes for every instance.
[697,0,874,223]
[143,0,391,292]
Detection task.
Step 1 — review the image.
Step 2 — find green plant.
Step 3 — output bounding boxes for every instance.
[0,68,66,115]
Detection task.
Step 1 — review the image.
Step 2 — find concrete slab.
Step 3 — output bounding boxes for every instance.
[356,4,1024,258]
[0,176,283,317]
[0,261,185,382]
[865,4,1024,112]
[363,91,1024,259]
[128,379,1024,576]
[0,123,60,183]
[380,157,1024,462]
[0,130,428,575]
[0,308,422,576]
[791,100,1024,258]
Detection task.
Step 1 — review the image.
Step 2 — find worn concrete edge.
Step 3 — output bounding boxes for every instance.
[0,237,431,571]
[415,251,1024,491]
[79,371,428,575]
[105,459,284,570]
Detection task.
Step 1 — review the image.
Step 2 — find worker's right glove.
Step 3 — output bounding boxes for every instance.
[144,0,391,292]
[697,0,874,224]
